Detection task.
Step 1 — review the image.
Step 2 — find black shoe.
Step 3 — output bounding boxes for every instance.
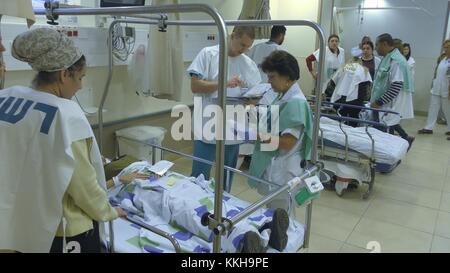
[240,231,265,253]
[417,129,433,134]
[267,208,290,252]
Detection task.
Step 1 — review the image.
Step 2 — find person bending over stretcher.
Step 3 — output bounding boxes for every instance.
[111,162,292,253]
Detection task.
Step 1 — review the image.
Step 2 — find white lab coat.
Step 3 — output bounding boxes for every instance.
[258,84,306,214]
[187,45,261,145]
[330,63,372,103]
[0,86,105,252]
[313,46,345,93]
[247,41,284,83]
[431,57,450,98]
[407,57,416,86]
[378,61,414,125]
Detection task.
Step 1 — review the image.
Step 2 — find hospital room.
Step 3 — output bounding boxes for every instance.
[1,0,450,256]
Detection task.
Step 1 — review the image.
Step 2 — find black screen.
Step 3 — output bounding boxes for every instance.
[100,0,145,7]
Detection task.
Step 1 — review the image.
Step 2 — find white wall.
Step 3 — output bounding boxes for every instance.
[179,0,321,98]
[335,0,448,113]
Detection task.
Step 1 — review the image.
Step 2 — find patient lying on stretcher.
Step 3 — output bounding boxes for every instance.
[109,161,296,253]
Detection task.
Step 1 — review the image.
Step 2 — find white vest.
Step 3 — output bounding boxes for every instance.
[0,86,105,252]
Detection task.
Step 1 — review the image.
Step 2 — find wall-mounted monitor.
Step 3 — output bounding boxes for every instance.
[100,0,145,7]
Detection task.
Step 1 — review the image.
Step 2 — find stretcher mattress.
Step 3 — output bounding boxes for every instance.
[105,162,305,253]
[319,117,409,165]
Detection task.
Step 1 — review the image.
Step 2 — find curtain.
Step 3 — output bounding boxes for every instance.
[0,0,35,89]
[0,0,35,27]
[238,0,271,39]
[146,0,184,101]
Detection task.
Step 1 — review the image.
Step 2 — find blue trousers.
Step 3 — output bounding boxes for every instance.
[191,140,240,192]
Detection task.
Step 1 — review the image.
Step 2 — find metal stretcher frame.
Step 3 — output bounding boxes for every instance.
[34,3,326,253]
[317,102,401,199]
[112,137,308,253]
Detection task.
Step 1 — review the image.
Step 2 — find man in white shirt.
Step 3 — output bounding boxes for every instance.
[187,26,261,192]
[247,25,286,83]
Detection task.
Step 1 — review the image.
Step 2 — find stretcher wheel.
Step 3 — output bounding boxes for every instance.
[362,165,376,200]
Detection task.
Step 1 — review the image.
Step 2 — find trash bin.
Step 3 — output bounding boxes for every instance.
[115,126,166,163]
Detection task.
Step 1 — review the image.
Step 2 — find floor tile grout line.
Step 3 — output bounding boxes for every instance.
[362,211,439,237]
[343,196,374,247]
[430,191,444,253]
[379,176,446,193]
[373,192,442,211]
[380,174,447,190]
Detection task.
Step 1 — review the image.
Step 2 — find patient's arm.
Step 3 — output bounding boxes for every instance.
[106,171,150,190]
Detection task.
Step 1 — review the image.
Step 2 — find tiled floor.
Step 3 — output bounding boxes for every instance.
[169,116,450,253]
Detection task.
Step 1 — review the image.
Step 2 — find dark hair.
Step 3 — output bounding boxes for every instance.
[362,41,374,50]
[232,26,255,40]
[270,25,286,40]
[403,43,411,60]
[393,38,403,51]
[361,36,371,43]
[377,33,394,46]
[32,55,86,87]
[261,50,299,81]
[328,34,340,43]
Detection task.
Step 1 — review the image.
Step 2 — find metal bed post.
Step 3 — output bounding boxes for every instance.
[98,18,326,251]
[35,5,326,251]
[158,19,326,249]
[35,4,229,253]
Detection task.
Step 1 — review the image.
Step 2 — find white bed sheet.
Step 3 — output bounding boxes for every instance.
[319,117,409,165]
[106,164,305,253]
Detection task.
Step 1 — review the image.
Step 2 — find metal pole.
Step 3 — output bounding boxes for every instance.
[211,13,228,256]
[152,146,156,164]
[216,164,320,235]
[108,221,115,253]
[125,216,182,253]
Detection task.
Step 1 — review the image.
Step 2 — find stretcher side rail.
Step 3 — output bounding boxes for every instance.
[124,215,182,253]
[321,113,389,128]
[322,101,401,115]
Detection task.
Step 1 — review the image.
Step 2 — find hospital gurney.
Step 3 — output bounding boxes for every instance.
[34,3,327,252]
[104,142,319,253]
[316,102,408,199]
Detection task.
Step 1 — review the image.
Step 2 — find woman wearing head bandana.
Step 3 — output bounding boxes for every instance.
[0,28,126,253]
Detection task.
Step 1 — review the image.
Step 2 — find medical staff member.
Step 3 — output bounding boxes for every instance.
[248,25,286,83]
[403,43,416,92]
[0,28,126,253]
[188,26,261,191]
[306,34,345,94]
[249,50,312,217]
[360,41,381,81]
[417,39,450,139]
[329,55,373,126]
[370,33,415,149]
[0,0,36,89]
